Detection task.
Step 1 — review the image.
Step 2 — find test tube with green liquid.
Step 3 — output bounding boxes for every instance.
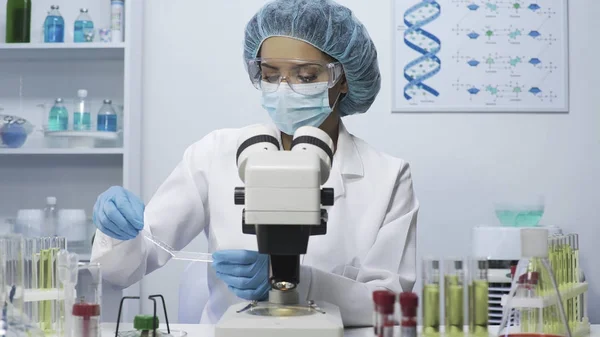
[422,259,441,336]
[444,259,465,336]
[469,259,488,337]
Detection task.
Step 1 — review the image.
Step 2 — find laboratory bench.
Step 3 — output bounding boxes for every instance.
[99,323,600,337]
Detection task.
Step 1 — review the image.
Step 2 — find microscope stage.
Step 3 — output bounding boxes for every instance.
[215,301,344,337]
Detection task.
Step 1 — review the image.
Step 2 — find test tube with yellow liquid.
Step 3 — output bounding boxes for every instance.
[445,259,465,336]
[422,258,441,337]
[469,259,489,337]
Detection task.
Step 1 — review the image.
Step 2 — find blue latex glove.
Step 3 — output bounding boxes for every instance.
[92,186,145,241]
[212,250,270,301]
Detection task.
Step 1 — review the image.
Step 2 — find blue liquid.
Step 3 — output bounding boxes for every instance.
[0,124,28,148]
[97,115,117,132]
[73,112,91,131]
[48,107,68,131]
[44,15,64,42]
[495,210,544,227]
[74,20,93,42]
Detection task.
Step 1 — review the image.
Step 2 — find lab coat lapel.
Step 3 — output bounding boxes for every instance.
[326,121,364,199]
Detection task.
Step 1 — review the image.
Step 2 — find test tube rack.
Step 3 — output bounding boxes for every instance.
[500,282,591,337]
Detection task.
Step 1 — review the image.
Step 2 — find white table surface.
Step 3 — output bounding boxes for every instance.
[101,323,600,337]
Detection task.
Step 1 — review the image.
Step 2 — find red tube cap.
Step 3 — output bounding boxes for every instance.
[72,302,100,317]
[373,290,395,314]
[399,292,418,317]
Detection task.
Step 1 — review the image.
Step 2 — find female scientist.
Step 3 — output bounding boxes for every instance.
[91,0,418,326]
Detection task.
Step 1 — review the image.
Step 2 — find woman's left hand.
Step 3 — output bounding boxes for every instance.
[212,250,270,301]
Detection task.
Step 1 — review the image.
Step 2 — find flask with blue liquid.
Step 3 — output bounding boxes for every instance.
[97,99,117,132]
[48,98,69,131]
[74,9,94,43]
[44,5,64,43]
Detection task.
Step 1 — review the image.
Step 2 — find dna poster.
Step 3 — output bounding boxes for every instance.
[393,0,569,112]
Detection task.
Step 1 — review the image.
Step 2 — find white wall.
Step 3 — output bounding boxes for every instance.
[141,0,600,323]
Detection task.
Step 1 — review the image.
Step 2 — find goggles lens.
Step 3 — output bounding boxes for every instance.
[246,58,344,95]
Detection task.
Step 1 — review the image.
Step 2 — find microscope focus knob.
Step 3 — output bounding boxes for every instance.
[234,187,245,205]
[321,188,334,206]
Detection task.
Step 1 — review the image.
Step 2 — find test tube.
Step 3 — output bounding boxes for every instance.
[400,292,418,337]
[469,259,488,336]
[422,258,441,336]
[444,259,464,336]
[372,290,395,337]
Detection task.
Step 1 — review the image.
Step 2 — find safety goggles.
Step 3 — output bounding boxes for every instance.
[246,58,344,96]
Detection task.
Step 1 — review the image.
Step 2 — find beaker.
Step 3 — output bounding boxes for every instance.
[422,258,441,336]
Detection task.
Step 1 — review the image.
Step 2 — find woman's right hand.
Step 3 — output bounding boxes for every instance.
[92,186,145,241]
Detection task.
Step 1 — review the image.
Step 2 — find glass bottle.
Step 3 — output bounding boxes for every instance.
[5,0,32,43]
[44,5,65,43]
[97,99,117,132]
[74,9,95,43]
[48,98,69,131]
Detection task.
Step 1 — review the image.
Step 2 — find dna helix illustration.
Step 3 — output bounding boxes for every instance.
[403,0,442,101]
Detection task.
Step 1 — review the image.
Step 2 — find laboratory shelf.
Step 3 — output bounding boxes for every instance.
[0,148,124,155]
[0,43,126,61]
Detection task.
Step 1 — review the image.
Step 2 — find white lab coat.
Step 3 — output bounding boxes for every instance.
[91,121,418,327]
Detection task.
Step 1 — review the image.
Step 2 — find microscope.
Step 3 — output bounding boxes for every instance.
[215,125,344,337]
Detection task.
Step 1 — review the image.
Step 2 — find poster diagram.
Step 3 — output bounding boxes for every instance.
[393,0,568,112]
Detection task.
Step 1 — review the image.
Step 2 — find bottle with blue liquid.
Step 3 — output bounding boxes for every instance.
[74,9,94,43]
[44,5,64,43]
[48,98,69,131]
[73,90,91,131]
[97,99,117,132]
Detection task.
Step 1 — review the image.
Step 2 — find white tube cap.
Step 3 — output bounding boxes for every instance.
[46,196,57,205]
[78,89,88,98]
[520,228,549,258]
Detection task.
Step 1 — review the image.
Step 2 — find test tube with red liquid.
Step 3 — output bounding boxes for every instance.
[400,292,418,337]
[373,290,396,337]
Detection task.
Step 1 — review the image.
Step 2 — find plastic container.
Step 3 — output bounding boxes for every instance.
[43,196,58,236]
[73,90,92,131]
[110,0,124,42]
[57,210,88,253]
[16,209,44,237]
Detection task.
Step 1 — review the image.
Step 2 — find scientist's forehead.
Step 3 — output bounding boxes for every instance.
[260,36,326,60]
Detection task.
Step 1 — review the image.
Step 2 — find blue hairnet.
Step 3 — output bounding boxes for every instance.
[244,0,381,117]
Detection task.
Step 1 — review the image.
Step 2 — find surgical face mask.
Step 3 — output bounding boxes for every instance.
[261,82,339,135]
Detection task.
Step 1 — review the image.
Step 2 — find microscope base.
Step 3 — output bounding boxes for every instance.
[215,301,344,337]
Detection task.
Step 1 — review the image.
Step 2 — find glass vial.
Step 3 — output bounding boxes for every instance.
[373,290,395,337]
[469,259,489,336]
[422,258,441,336]
[44,5,65,43]
[445,259,465,336]
[400,292,418,337]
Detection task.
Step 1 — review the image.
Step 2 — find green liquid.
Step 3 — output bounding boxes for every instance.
[423,283,440,336]
[495,210,543,227]
[469,280,489,336]
[445,275,464,336]
[5,0,31,43]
